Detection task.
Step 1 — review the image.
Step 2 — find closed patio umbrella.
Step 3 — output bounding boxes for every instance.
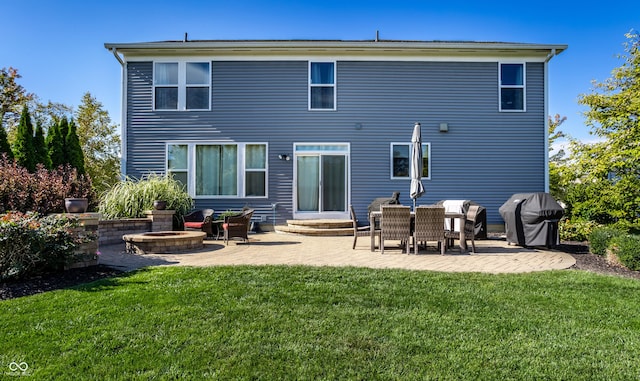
[410,122,425,210]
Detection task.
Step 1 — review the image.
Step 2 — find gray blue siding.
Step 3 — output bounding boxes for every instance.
[125,60,546,225]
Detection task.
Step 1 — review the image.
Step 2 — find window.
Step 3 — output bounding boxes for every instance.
[390,143,431,179]
[167,142,267,198]
[499,63,525,111]
[154,61,210,110]
[155,63,178,110]
[196,145,238,196]
[167,144,188,189]
[245,144,267,197]
[309,62,335,110]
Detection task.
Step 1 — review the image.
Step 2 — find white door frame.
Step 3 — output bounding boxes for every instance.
[293,142,350,219]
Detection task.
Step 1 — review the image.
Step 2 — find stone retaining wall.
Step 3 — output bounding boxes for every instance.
[99,218,151,245]
[98,210,175,245]
[65,213,100,269]
[64,210,176,269]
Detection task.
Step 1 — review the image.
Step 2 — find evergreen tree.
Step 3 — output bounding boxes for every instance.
[33,123,51,169]
[0,125,12,159]
[47,118,66,168]
[66,119,85,174]
[58,117,70,164]
[13,106,35,171]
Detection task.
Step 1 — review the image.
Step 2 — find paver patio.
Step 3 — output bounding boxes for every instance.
[98,232,575,274]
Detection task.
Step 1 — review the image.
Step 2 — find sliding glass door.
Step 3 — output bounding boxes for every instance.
[294,144,349,218]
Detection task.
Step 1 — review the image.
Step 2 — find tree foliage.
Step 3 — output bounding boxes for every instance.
[13,106,36,172]
[0,122,12,159]
[33,123,51,169]
[566,31,640,226]
[29,99,73,135]
[548,114,568,202]
[66,119,85,174]
[0,67,33,131]
[75,92,121,194]
[47,117,67,168]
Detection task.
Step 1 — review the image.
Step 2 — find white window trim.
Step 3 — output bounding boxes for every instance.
[308,61,337,111]
[390,142,431,180]
[153,60,211,111]
[166,142,268,199]
[498,62,526,112]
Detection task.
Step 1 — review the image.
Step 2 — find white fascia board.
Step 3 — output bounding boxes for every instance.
[118,54,556,63]
[105,41,567,63]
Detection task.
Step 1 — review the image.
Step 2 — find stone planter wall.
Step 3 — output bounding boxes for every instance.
[99,218,152,245]
[65,213,100,270]
[60,211,176,269]
[98,210,176,245]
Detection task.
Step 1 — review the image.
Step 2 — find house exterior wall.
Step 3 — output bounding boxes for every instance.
[124,59,547,226]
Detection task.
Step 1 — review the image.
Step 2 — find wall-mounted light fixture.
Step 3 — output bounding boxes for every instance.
[355,122,363,130]
[439,123,449,133]
[278,154,291,161]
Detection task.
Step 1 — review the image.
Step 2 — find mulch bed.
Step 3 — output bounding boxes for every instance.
[1,265,123,301]
[2,242,639,301]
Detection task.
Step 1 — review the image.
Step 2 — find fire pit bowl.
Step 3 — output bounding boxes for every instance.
[122,231,206,254]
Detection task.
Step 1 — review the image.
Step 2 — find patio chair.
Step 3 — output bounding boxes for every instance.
[350,205,380,250]
[462,205,482,253]
[380,205,411,254]
[223,209,254,245]
[183,209,215,237]
[445,205,482,253]
[413,206,446,255]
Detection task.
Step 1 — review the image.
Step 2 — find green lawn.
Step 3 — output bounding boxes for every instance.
[2,266,640,380]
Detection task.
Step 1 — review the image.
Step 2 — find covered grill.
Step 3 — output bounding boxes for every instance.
[368,192,401,214]
[499,193,564,248]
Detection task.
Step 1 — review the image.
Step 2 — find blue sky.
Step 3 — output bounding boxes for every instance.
[1,0,637,142]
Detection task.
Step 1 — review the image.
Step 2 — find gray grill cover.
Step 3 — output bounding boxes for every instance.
[499,193,564,248]
[368,192,400,214]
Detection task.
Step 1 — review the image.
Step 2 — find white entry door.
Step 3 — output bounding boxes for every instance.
[294,143,350,219]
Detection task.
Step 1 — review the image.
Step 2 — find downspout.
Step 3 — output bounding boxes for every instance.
[543,49,557,193]
[111,48,127,180]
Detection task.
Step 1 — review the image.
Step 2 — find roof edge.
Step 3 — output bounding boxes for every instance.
[104,39,567,54]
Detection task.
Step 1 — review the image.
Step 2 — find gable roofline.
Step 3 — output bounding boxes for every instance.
[104,39,567,61]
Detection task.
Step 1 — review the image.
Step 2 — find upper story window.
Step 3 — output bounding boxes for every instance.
[309,62,336,110]
[154,61,210,111]
[499,63,525,111]
[390,143,431,180]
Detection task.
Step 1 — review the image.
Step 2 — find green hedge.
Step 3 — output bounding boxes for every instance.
[589,226,625,256]
[610,234,640,271]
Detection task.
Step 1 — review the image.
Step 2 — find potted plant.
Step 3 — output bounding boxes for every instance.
[153,200,167,210]
[64,197,89,213]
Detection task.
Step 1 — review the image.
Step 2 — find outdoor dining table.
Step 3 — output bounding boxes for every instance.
[369,210,467,253]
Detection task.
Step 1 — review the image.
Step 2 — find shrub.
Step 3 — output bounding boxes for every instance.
[559,218,601,242]
[609,234,640,271]
[0,212,90,280]
[98,174,193,227]
[589,226,626,256]
[611,220,640,235]
[0,156,95,214]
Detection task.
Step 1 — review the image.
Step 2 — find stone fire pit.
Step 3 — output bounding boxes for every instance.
[122,231,206,254]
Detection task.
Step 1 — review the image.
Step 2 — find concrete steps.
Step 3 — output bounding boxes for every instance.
[275,219,353,236]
